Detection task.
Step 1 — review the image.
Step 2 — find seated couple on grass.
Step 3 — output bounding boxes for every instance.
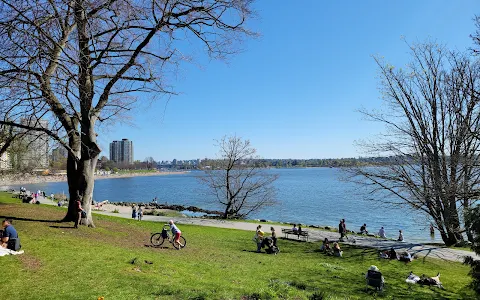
[320,238,342,257]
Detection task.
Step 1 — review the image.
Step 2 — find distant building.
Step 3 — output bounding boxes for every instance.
[0,145,10,170]
[52,147,68,162]
[18,118,49,169]
[109,139,134,164]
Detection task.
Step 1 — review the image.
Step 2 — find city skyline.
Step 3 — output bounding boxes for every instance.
[93,1,479,162]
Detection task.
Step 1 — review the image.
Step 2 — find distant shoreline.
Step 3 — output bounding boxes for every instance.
[0,171,189,186]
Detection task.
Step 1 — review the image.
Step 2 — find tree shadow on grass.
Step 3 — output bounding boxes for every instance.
[144,244,171,250]
[0,215,62,223]
[49,225,74,229]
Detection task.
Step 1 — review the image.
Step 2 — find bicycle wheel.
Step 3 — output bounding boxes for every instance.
[150,233,165,246]
[172,236,186,249]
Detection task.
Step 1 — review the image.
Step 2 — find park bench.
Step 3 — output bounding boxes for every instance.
[281,228,309,242]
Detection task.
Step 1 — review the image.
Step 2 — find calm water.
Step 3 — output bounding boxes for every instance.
[3,168,439,243]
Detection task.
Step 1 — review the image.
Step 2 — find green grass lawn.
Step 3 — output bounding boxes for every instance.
[0,192,475,299]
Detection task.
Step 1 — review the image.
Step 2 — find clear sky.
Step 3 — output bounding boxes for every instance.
[99,1,480,162]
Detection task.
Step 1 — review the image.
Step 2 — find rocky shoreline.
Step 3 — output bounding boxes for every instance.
[108,201,223,217]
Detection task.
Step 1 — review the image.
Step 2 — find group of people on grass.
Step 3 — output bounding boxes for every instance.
[254,225,278,254]
[379,247,413,262]
[340,219,405,242]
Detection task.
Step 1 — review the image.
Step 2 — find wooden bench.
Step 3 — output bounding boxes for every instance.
[281,228,309,242]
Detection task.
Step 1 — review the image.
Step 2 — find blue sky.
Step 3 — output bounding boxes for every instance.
[99,1,479,162]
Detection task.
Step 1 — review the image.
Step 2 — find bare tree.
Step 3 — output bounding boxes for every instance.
[0,0,256,226]
[199,136,278,219]
[144,157,156,169]
[346,42,480,246]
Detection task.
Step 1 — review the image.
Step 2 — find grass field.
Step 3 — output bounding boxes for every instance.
[0,192,475,299]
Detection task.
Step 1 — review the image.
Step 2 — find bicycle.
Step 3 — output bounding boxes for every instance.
[150,225,187,250]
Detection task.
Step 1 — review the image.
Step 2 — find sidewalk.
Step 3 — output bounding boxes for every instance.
[37,195,478,263]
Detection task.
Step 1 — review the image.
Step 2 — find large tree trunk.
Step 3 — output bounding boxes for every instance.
[63,118,100,227]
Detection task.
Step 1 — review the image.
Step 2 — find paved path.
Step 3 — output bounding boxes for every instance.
[33,194,478,263]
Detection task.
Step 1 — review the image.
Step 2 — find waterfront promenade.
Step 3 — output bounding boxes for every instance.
[37,195,478,263]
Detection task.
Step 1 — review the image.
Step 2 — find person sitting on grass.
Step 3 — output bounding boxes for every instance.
[380,250,390,259]
[333,242,343,257]
[398,251,413,263]
[397,230,404,241]
[359,223,368,235]
[1,219,20,251]
[378,226,387,239]
[388,247,397,260]
[169,220,183,249]
[320,238,331,252]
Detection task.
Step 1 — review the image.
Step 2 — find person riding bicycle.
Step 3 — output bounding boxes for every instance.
[168,220,183,248]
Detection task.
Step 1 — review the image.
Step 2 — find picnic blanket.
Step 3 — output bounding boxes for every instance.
[0,247,24,256]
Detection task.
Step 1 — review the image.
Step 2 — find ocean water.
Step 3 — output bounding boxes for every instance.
[2,168,440,243]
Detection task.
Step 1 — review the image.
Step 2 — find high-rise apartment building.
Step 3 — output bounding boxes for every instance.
[18,118,49,169]
[109,139,133,164]
[52,146,68,162]
[0,144,10,170]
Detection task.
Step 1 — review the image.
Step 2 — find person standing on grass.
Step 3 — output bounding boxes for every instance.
[137,206,143,221]
[255,225,264,253]
[169,220,183,249]
[270,227,277,247]
[74,198,84,228]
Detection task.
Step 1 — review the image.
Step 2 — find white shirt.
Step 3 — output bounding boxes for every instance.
[378,228,386,238]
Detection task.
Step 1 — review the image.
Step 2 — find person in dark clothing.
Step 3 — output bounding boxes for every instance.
[360,224,368,234]
[338,220,344,239]
[342,219,348,239]
[1,219,20,251]
[388,247,397,260]
[270,227,277,246]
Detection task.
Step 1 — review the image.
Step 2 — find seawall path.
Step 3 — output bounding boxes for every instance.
[34,194,479,263]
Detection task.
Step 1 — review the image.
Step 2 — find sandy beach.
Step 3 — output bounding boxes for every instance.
[0,170,189,186]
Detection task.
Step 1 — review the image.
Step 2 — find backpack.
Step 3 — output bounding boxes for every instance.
[161,228,169,238]
[7,237,21,251]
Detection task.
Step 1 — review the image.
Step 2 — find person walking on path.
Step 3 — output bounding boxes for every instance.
[338,220,343,240]
[131,205,137,219]
[342,219,348,239]
[137,206,143,221]
[74,199,84,228]
[339,219,347,240]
